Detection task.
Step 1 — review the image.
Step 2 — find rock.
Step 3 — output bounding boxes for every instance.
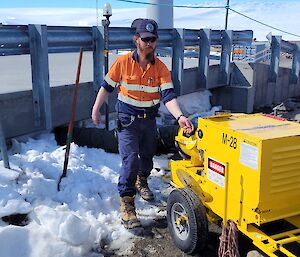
[247,250,265,257]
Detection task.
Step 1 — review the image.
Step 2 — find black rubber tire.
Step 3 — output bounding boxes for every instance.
[167,188,208,254]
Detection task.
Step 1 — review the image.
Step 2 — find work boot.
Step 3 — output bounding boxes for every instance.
[120,196,141,229]
[135,176,154,201]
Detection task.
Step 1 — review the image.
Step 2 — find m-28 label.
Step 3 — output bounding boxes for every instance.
[222,133,237,149]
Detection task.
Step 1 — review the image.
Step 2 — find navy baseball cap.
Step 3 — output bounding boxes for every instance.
[131,18,158,38]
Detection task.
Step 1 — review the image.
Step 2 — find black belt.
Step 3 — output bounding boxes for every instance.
[136,112,156,119]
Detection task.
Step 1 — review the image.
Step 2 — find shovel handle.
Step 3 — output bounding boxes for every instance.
[58,47,84,191]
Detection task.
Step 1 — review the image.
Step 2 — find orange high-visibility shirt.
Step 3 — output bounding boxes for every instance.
[103,51,175,111]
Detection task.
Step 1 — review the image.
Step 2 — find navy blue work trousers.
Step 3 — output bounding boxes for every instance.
[117,113,157,197]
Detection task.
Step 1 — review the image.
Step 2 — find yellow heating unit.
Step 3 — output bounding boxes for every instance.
[168,113,300,257]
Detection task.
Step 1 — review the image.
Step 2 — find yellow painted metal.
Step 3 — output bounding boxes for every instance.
[170,113,300,256]
[287,216,300,229]
[271,228,300,240]
[176,215,188,225]
[175,129,203,166]
[238,223,299,257]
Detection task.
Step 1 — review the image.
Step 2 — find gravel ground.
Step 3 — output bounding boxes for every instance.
[126,220,221,257]
[105,215,260,257]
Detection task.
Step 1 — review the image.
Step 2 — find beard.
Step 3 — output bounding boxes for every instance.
[145,51,155,61]
[137,43,155,61]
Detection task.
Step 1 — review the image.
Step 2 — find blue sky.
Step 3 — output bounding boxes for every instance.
[0,0,288,8]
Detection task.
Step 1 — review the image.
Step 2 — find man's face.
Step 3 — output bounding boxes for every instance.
[136,36,157,56]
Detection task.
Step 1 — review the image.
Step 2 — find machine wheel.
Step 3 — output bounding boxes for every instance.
[167,188,208,254]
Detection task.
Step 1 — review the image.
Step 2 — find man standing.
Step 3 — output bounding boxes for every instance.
[92,18,194,229]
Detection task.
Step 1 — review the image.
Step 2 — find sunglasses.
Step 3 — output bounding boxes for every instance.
[141,37,157,43]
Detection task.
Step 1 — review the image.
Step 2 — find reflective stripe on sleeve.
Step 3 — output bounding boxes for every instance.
[118,94,160,107]
[120,81,159,93]
[105,74,118,88]
[160,82,174,91]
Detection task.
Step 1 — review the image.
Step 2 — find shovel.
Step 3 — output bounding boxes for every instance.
[57,47,83,191]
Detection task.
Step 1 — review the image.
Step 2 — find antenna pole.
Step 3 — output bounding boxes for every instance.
[225,0,230,30]
[96,0,99,26]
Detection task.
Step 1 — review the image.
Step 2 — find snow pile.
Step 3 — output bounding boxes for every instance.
[159,90,213,124]
[0,167,31,218]
[0,134,169,257]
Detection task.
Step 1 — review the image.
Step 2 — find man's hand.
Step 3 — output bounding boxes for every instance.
[91,87,109,125]
[178,116,194,134]
[92,108,101,125]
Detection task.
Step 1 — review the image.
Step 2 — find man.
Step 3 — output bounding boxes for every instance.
[92,18,194,229]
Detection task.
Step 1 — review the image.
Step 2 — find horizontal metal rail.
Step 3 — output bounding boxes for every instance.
[0,25,255,55]
[281,39,296,54]
[0,25,29,55]
[232,30,253,43]
[47,26,93,53]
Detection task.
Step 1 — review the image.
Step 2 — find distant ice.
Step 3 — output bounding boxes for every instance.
[0,0,299,40]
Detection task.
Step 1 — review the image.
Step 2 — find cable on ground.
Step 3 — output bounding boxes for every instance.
[218,219,240,257]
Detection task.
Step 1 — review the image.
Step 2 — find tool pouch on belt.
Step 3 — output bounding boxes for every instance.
[116,114,135,131]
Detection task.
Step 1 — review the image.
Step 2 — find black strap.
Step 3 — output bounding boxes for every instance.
[176,114,184,121]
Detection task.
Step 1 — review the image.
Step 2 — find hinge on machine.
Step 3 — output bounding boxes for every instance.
[196,169,205,176]
[252,208,271,214]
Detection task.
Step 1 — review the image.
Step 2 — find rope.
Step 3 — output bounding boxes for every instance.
[116,0,225,9]
[218,220,240,257]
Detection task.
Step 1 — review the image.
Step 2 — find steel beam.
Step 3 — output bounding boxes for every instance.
[172,28,185,95]
[92,26,104,94]
[198,29,211,89]
[290,44,300,84]
[220,30,233,85]
[268,36,282,83]
[28,24,52,130]
[0,121,10,169]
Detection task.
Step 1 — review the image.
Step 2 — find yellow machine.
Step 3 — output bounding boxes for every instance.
[167,113,300,256]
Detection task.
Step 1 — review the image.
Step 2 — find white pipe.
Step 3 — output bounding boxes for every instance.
[147,0,173,29]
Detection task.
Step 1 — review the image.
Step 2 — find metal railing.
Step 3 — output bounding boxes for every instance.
[0,24,299,146]
[0,24,254,134]
[268,36,300,84]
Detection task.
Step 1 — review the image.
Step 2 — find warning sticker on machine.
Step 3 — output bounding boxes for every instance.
[207,157,225,188]
[240,142,258,170]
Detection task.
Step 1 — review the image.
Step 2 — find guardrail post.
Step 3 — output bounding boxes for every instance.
[172,28,185,95]
[92,26,105,94]
[28,24,52,130]
[268,35,281,83]
[198,29,211,89]
[93,25,110,129]
[290,43,300,84]
[0,121,10,169]
[220,30,233,85]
